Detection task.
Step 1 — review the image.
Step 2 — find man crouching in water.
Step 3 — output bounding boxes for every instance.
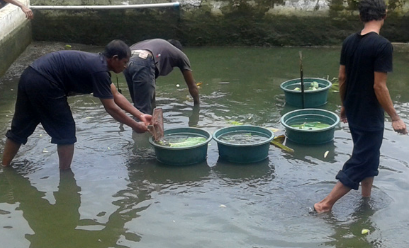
[2,40,152,170]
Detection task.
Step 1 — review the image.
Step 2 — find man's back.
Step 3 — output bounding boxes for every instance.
[30,51,113,98]
[340,31,393,130]
[130,39,191,77]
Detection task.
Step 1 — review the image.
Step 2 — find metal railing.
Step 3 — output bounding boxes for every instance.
[30,2,180,10]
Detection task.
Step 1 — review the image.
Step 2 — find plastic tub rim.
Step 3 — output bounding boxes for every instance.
[280,108,340,132]
[149,127,212,150]
[212,125,275,147]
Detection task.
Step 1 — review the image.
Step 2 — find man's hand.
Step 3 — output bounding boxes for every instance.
[340,106,347,123]
[21,6,33,19]
[139,114,152,126]
[4,0,33,19]
[133,122,149,133]
[392,119,408,134]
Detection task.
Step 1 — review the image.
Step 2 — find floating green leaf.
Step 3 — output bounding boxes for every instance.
[270,135,294,153]
[228,120,244,125]
[290,122,331,130]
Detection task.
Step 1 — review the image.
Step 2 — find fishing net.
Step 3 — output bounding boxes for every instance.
[149,108,164,142]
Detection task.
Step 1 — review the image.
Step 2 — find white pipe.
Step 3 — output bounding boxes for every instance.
[30,2,180,10]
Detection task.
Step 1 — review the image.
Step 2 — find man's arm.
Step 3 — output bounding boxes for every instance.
[110,84,152,126]
[99,84,149,133]
[374,71,407,134]
[182,70,200,105]
[338,65,347,123]
[4,0,33,19]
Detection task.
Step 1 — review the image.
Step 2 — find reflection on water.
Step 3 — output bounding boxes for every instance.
[1,42,409,247]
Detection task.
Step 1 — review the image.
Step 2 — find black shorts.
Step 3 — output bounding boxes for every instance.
[6,67,77,145]
[336,126,383,190]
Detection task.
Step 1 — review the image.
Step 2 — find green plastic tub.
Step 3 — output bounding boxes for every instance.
[280,78,332,108]
[213,125,275,163]
[280,109,340,145]
[149,127,212,166]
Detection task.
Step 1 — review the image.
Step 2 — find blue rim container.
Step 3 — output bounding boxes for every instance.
[213,125,275,163]
[149,127,212,166]
[280,109,340,145]
[280,77,332,108]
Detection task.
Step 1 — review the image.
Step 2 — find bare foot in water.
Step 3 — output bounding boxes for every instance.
[311,181,351,214]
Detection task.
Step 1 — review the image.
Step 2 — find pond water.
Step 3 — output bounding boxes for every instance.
[1,42,409,248]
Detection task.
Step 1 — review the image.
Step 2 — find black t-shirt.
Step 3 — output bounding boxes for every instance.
[30,50,113,99]
[340,32,393,131]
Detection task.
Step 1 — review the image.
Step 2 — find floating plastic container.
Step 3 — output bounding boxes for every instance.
[149,127,212,166]
[280,77,332,108]
[280,109,339,145]
[213,125,275,163]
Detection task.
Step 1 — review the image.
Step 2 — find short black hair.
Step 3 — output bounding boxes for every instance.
[168,39,183,51]
[103,40,131,60]
[359,0,387,22]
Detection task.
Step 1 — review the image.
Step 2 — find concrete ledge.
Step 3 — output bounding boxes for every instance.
[0,21,32,77]
[0,0,30,38]
[392,42,409,53]
[0,0,32,77]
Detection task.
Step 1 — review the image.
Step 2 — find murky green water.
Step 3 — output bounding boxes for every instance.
[1,42,409,248]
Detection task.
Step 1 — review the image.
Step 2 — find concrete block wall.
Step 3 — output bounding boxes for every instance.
[1,0,409,77]
[27,0,409,47]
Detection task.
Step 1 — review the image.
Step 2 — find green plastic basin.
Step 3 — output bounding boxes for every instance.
[280,78,332,108]
[213,125,275,163]
[280,109,340,145]
[149,127,212,166]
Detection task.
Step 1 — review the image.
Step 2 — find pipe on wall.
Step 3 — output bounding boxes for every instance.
[30,2,180,10]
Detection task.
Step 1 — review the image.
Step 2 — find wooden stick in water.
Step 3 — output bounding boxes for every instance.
[299,51,305,109]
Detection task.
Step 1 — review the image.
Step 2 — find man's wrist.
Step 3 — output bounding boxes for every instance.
[391,116,401,122]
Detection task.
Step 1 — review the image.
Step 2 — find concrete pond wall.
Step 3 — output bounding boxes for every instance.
[29,0,409,47]
[1,0,409,77]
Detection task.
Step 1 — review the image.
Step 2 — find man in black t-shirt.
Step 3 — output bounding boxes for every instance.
[2,40,152,170]
[123,39,200,117]
[313,0,407,214]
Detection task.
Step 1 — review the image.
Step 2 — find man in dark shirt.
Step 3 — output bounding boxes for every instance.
[123,39,200,117]
[2,40,152,170]
[313,0,407,213]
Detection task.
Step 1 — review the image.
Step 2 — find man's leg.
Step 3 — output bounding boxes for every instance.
[361,177,374,197]
[3,68,41,167]
[2,138,21,167]
[124,56,156,115]
[57,144,74,170]
[313,181,351,213]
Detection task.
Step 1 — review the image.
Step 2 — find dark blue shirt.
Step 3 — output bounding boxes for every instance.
[340,32,393,131]
[30,50,113,99]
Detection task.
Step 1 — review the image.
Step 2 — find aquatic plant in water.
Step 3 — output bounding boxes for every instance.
[219,132,269,144]
[290,121,330,130]
[293,81,321,91]
[157,137,207,148]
